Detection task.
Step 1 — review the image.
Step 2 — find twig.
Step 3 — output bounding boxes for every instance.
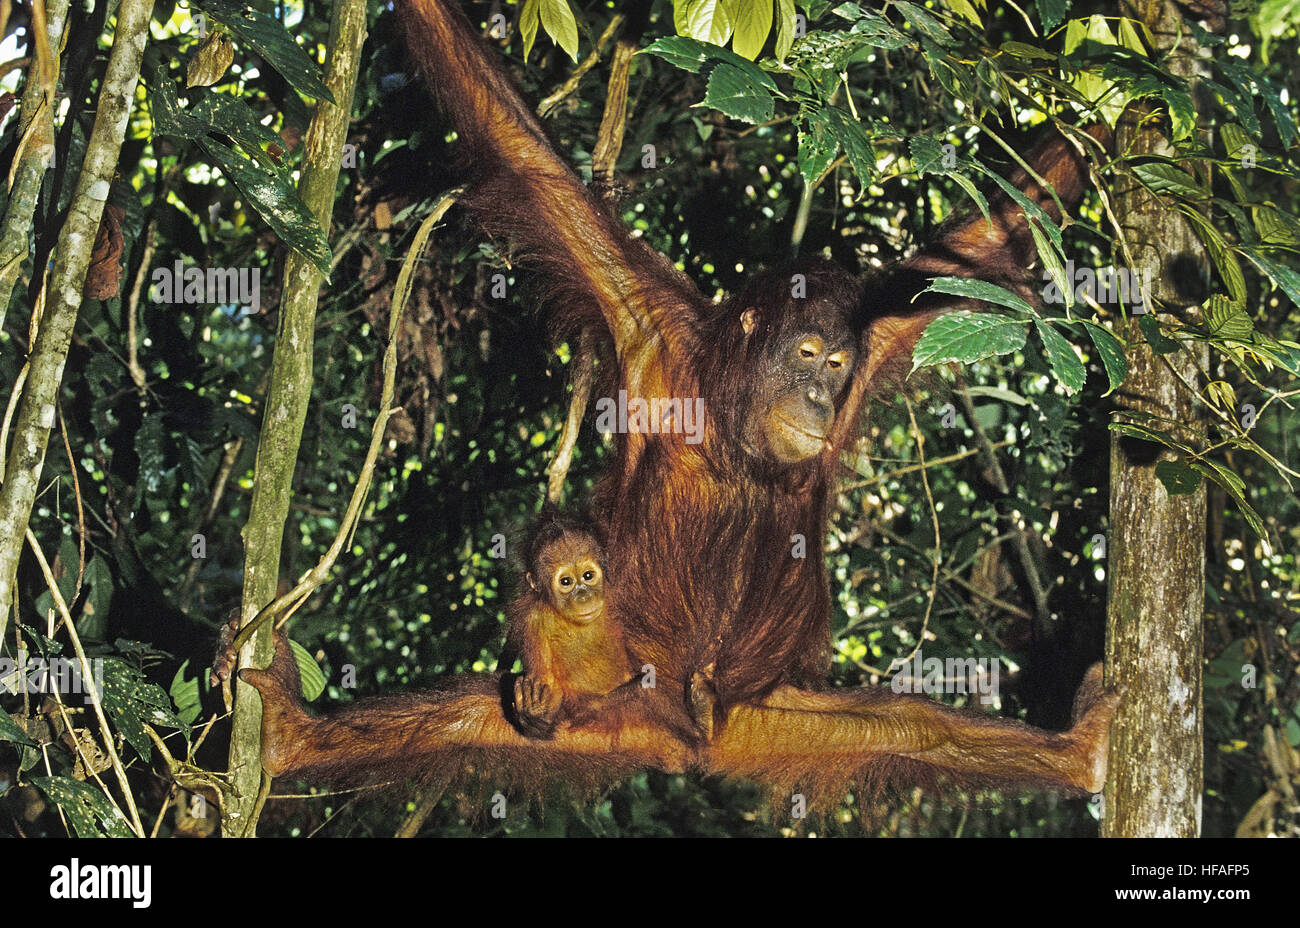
[537,13,624,118]
[229,191,462,657]
[843,439,1013,490]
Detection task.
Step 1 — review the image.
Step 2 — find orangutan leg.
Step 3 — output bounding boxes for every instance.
[237,631,693,785]
[708,665,1116,794]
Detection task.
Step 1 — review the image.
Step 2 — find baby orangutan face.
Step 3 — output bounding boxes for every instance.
[529,534,605,624]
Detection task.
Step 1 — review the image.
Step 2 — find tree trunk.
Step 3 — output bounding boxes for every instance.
[224,0,368,836]
[0,0,155,644]
[1103,0,1210,837]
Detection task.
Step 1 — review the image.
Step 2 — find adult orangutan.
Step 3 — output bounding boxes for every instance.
[230,0,1117,805]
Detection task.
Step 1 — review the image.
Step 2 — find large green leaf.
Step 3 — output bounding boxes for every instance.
[1034,319,1086,394]
[703,62,776,124]
[677,0,735,46]
[1080,320,1128,395]
[894,1,954,45]
[1241,248,1300,308]
[1155,459,1202,495]
[31,776,134,838]
[199,0,334,103]
[774,0,798,59]
[921,276,1037,315]
[538,0,580,62]
[290,638,327,702]
[1180,207,1247,305]
[823,108,876,183]
[798,108,838,187]
[100,659,185,761]
[1130,160,1206,199]
[200,138,332,276]
[912,311,1028,371]
[732,0,773,59]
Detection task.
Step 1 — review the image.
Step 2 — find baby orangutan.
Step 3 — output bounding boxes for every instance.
[506,516,641,738]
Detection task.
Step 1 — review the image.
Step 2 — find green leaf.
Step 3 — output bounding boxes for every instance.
[1034,320,1086,394]
[894,1,954,45]
[31,776,134,838]
[1117,17,1148,54]
[909,135,945,176]
[1000,41,1057,60]
[0,708,37,747]
[943,0,982,27]
[1130,160,1205,199]
[643,35,713,72]
[1255,72,1298,149]
[1253,206,1300,246]
[200,138,332,276]
[977,164,1064,251]
[703,62,776,124]
[912,311,1028,371]
[798,109,838,187]
[80,556,113,641]
[199,0,334,103]
[732,0,773,59]
[846,11,911,49]
[1028,220,1070,309]
[823,108,876,182]
[290,639,327,702]
[538,0,580,62]
[1193,460,1266,541]
[774,0,798,59]
[1035,0,1069,31]
[170,660,203,727]
[1080,320,1128,395]
[1204,294,1254,341]
[1241,248,1300,307]
[678,0,735,46]
[948,171,992,229]
[964,385,1031,405]
[520,0,540,60]
[1138,314,1181,354]
[921,276,1037,315]
[1160,86,1196,142]
[1219,123,1255,162]
[643,36,778,91]
[100,659,184,761]
[1180,207,1246,305]
[190,88,292,176]
[147,72,207,141]
[1155,459,1202,495]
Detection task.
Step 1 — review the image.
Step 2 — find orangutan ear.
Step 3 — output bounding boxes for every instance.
[740,308,759,335]
[526,572,539,592]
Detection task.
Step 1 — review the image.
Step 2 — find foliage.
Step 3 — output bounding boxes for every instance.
[0,0,1297,838]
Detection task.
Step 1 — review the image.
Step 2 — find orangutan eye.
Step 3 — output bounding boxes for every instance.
[558,575,573,588]
[827,352,846,370]
[799,343,817,359]
[582,570,595,582]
